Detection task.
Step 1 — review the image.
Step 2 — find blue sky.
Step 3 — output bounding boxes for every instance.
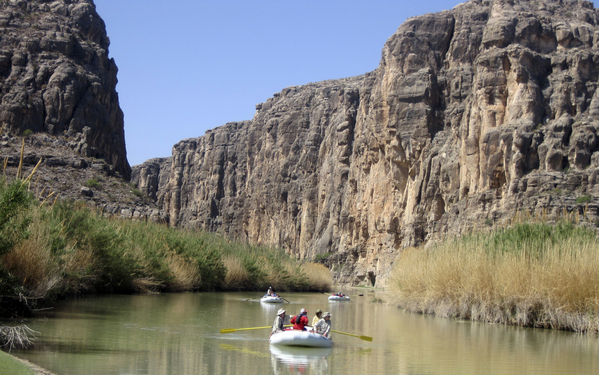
[93,1,597,167]
[93,0,467,166]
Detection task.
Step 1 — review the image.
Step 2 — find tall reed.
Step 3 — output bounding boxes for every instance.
[0,183,333,300]
[391,222,599,332]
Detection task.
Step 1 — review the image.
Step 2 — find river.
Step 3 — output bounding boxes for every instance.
[11,291,599,375]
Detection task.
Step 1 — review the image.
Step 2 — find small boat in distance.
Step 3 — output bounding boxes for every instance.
[261,294,284,303]
[270,329,332,348]
[328,293,350,301]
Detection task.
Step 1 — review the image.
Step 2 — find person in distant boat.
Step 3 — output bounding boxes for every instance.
[312,309,323,326]
[270,308,287,337]
[314,311,332,338]
[267,286,274,296]
[291,308,309,330]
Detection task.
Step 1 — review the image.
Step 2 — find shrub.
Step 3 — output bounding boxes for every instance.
[0,179,33,257]
[131,187,143,197]
[84,178,100,189]
[314,252,332,262]
[576,195,591,204]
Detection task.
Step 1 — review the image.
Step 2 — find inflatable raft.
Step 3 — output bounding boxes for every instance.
[270,330,332,348]
[261,295,284,303]
[328,294,350,301]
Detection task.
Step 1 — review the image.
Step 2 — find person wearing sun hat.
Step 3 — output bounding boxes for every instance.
[312,309,323,326]
[314,311,332,338]
[270,308,287,337]
[291,308,309,330]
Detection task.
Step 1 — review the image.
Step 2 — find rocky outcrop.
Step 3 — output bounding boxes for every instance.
[130,157,171,202]
[0,0,130,180]
[135,0,599,287]
[1,132,164,224]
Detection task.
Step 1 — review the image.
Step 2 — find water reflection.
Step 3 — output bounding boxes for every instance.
[270,345,331,375]
[9,292,599,375]
[261,300,284,314]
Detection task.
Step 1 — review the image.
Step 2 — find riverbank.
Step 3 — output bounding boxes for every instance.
[0,178,332,318]
[11,353,57,375]
[1,349,57,375]
[390,219,599,333]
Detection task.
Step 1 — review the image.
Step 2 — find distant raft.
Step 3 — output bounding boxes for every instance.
[270,329,332,348]
[328,294,350,301]
[261,295,284,303]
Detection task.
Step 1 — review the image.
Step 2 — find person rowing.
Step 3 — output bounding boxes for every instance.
[270,308,287,338]
[314,311,332,338]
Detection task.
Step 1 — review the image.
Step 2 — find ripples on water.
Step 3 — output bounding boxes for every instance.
[11,292,599,375]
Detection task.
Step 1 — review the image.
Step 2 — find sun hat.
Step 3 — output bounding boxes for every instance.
[277,309,286,315]
[300,308,308,314]
[316,309,323,314]
[323,312,331,318]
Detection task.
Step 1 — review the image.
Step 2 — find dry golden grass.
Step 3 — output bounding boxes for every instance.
[2,215,97,298]
[2,210,60,298]
[3,238,58,298]
[300,263,333,291]
[391,227,599,333]
[222,255,249,290]
[163,251,201,292]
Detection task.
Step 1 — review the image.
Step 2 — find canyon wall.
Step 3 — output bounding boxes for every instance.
[0,0,130,179]
[134,0,599,286]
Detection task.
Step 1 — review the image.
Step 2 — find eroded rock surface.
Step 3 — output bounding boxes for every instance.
[134,0,599,286]
[0,0,130,179]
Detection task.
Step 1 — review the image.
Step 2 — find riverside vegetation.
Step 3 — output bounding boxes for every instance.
[0,172,328,372]
[391,213,599,333]
[0,177,332,317]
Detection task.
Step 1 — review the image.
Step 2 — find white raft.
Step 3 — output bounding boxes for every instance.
[260,295,284,303]
[328,295,350,301]
[270,330,332,348]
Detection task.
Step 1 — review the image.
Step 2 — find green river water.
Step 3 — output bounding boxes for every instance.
[10,291,599,375]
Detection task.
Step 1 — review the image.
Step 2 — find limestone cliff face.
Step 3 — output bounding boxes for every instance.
[134,0,599,286]
[0,0,130,179]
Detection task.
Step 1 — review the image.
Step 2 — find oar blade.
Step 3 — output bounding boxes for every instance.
[220,328,237,334]
[331,329,373,342]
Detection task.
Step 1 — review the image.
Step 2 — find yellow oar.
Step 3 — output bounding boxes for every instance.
[221,325,292,334]
[331,330,373,342]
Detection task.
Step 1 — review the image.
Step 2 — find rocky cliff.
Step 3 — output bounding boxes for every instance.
[0,0,129,179]
[134,0,599,287]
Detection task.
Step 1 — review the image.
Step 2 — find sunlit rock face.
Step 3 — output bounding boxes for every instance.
[135,0,599,286]
[0,0,130,179]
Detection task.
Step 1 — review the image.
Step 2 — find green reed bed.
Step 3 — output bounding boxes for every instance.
[0,178,332,306]
[391,221,599,333]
